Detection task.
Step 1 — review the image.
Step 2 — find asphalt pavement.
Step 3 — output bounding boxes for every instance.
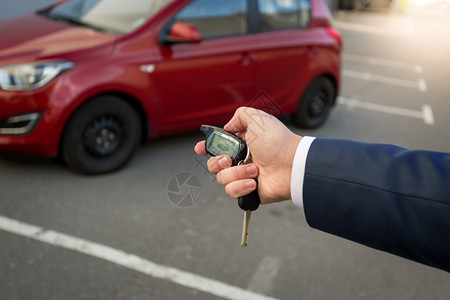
[1,5,450,300]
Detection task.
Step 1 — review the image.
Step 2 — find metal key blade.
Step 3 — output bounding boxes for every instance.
[241,210,251,247]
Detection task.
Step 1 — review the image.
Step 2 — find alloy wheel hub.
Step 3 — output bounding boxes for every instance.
[83,117,123,157]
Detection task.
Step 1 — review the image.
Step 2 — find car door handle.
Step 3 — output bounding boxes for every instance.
[307,46,318,58]
[238,53,258,66]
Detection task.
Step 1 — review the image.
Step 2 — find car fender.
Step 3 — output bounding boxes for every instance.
[46,75,154,155]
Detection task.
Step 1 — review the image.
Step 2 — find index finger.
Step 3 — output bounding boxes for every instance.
[194,141,207,156]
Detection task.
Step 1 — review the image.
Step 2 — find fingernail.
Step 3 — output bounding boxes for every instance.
[218,156,229,168]
[245,180,256,189]
[246,165,257,176]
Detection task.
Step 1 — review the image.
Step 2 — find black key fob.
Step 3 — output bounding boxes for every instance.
[201,125,260,211]
[200,125,249,166]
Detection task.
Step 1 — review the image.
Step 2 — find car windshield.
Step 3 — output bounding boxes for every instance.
[42,0,173,34]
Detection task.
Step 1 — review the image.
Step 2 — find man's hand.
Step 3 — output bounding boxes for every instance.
[194,107,302,204]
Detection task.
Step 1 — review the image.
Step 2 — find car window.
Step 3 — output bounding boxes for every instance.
[298,0,312,28]
[257,0,311,31]
[174,0,248,39]
[45,0,172,34]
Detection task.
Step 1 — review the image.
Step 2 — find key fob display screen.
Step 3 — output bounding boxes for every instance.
[200,125,249,166]
[209,132,239,158]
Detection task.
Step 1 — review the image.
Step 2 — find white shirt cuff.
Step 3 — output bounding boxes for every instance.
[290,136,316,209]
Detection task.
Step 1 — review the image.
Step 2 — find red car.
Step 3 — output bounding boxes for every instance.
[0,0,341,174]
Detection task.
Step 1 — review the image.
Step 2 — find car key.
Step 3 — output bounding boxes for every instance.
[241,210,251,247]
[238,189,259,247]
[201,125,260,247]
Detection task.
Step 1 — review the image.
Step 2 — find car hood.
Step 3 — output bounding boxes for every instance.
[0,13,117,65]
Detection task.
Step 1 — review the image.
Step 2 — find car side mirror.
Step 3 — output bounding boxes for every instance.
[162,22,202,45]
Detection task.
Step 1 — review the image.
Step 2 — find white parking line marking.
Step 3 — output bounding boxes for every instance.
[338,97,435,125]
[342,70,427,92]
[0,215,279,300]
[418,79,428,93]
[334,21,414,38]
[343,54,423,74]
[422,105,435,125]
[247,256,282,294]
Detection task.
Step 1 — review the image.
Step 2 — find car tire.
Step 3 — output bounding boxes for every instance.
[61,96,141,174]
[292,77,335,129]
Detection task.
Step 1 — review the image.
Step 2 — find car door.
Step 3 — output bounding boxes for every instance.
[253,0,315,113]
[155,0,259,131]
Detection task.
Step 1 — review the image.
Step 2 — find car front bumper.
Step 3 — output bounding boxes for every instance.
[0,85,63,156]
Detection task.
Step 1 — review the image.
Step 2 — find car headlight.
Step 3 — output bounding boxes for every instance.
[0,61,75,91]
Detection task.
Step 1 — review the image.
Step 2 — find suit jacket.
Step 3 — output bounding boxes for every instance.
[303,138,450,272]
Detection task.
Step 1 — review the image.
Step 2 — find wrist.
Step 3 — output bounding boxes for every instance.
[288,135,303,167]
[280,134,302,201]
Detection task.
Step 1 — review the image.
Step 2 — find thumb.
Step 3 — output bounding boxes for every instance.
[224,107,260,133]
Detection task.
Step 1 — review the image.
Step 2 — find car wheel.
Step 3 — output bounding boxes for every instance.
[61,96,141,174]
[292,77,335,129]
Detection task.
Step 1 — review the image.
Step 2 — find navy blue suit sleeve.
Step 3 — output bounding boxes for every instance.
[303,138,450,272]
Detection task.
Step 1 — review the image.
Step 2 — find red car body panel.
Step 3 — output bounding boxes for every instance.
[0,13,116,64]
[0,0,341,157]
